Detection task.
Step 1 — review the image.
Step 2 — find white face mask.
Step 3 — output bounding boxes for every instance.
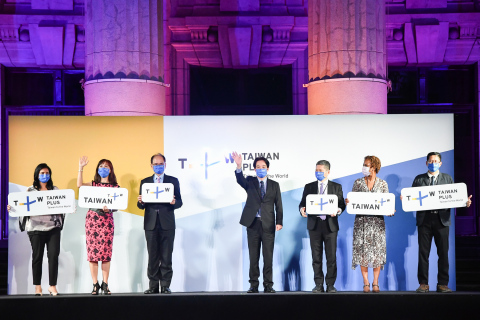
[362,166,371,177]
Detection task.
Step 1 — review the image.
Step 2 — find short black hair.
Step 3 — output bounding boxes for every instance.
[253,157,269,168]
[151,153,166,164]
[316,160,330,170]
[427,152,441,162]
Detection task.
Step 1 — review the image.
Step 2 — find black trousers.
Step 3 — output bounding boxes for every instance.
[27,228,61,286]
[309,219,337,287]
[145,213,175,288]
[247,218,275,288]
[418,212,449,286]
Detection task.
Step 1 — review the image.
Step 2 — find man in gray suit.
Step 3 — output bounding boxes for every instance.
[412,152,472,293]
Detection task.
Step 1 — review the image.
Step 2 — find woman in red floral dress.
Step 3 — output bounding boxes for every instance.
[77,156,118,295]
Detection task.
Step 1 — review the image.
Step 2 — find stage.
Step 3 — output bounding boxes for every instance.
[1,291,478,320]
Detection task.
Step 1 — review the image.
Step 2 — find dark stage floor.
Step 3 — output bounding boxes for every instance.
[1,291,479,320]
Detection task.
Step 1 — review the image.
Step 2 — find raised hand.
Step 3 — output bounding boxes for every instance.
[79,156,89,168]
[232,151,242,169]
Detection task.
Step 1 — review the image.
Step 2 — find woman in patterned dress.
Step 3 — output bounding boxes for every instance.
[77,156,118,295]
[346,156,394,293]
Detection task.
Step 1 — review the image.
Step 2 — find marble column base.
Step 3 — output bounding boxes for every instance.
[307,78,387,115]
[84,79,166,116]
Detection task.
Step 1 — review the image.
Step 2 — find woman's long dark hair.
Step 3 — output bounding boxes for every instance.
[33,163,54,190]
[93,159,117,185]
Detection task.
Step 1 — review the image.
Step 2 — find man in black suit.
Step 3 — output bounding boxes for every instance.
[411,152,472,293]
[232,152,283,293]
[137,153,182,294]
[299,160,345,293]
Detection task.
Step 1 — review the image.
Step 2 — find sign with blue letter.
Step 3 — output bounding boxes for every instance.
[141,183,174,203]
[8,189,75,217]
[346,192,396,215]
[306,194,338,215]
[401,183,468,212]
[78,186,129,210]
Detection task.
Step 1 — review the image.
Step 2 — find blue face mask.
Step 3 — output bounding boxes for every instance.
[38,174,50,183]
[428,163,440,173]
[256,168,267,178]
[315,171,325,181]
[153,165,165,175]
[98,167,110,178]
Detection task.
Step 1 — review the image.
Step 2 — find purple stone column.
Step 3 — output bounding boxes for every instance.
[307,0,387,114]
[84,0,166,116]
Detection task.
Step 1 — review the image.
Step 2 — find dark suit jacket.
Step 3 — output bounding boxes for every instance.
[137,174,183,231]
[412,172,453,227]
[299,180,346,232]
[235,171,283,233]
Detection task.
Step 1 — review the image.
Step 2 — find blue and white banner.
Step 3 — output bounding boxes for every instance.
[141,183,174,203]
[78,186,129,210]
[306,194,338,215]
[346,192,395,215]
[8,114,456,294]
[401,183,468,212]
[8,189,75,217]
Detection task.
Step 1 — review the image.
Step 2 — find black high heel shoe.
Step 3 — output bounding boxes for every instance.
[91,282,100,295]
[101,281,111,295]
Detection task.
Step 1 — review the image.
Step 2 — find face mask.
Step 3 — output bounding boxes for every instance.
[428,163,440,172]
[256,168,267,178]
[98,167,110,178]
[38,174,50,183]
[315,171,325,181]
[362,166,371,177]
[153,165,165,175]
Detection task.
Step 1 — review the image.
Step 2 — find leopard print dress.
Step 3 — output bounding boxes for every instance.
[351,177,389,270]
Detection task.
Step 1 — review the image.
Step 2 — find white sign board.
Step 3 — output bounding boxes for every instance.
[306,194,338,216]
[401,183,468,212]
[8,189,75,217]
[141,183,174,203]
[78,186,129,210]
[346,192,395,215]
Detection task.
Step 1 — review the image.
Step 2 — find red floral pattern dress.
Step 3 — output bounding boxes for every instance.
[85,181,118,262]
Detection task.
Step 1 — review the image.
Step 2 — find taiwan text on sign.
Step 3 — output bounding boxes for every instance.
[8,189,75,217]
[306,194,338,216]
[401,183,468,212]
[78,186,129,210]
[141,183,174,203]
[346,192,395,215]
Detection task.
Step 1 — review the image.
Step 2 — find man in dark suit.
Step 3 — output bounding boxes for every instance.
[411,152,472,293]
[137,153,182,294]
[232,152,283,293]
[299,160,345,293]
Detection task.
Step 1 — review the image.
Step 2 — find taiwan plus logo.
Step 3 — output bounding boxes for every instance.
[309,198,335,211]
[178,152,280,179]
[12,196,37,211]
[405,191,432,206]
[375,198,390,206]
[145,186,171,199]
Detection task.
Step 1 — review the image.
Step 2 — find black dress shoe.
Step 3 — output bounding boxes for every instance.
[264,287,276,293]
[326,285,337,293]
[312,285,324,293]
[161,286,171,294]
[247,287,259,293]
[144,287,159,294]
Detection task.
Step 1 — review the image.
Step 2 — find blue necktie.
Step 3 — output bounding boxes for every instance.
[259,180,265,217]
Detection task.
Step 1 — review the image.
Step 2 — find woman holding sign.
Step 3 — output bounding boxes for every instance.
[78,156,118,295]
[346,156,392,293]
[7,163,64,296]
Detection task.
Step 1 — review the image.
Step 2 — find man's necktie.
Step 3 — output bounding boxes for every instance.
[430,176,435,186]
[259,180,265,217]
[319,183,326,220]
